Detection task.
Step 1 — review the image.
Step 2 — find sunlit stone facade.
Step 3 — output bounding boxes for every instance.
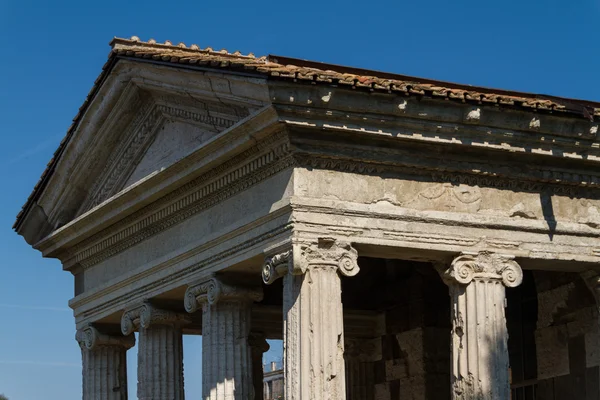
[15,36,600,399]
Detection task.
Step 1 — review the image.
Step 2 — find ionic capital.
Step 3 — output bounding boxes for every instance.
[121,302,190,335]
[262,238,359,284]
[439,251,523,288]
[184,275,263,313]
[76,325,135,351]
[248,332,270,354]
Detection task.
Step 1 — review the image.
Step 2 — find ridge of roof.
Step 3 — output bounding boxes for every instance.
[13,36,600,232]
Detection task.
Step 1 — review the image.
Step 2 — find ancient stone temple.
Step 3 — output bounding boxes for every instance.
[14,36,600,400]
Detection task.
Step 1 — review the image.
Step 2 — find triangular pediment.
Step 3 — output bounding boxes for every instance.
[15,58,270,245]
[79,99,249,213]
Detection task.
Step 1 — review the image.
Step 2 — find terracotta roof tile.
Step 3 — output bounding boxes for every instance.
[13,36,600,231]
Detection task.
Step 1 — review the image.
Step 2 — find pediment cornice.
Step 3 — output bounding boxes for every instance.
[269,82,600,160]
[35,105,282,259]
[18,60,270,245]
[79,97,249,214]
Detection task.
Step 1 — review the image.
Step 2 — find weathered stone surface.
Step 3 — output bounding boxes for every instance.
[264,239,359,400]
[137,325,185,400]
[76,325,135,400]
[438,252,522,400]
[536,325,571,379]
[345,337,381,400]
[186,276,262,400]
[120,303,189,400]
[15,36,600,400]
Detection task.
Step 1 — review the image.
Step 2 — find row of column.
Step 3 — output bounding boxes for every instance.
[76,239,523,400]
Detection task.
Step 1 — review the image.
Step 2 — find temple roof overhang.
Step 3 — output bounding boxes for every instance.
[14,36,600,251]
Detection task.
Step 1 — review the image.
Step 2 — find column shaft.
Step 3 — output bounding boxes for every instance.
[137,324,185,400]
[202,300,253,400]
[440,252,522,400]
[249,333,269,400]
[345,359,375,400]
[450,279,509,399]
[82,345,129,400]
[283,267,346,400]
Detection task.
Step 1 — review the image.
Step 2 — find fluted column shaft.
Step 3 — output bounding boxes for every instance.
[284,267,346,399]
[345,361,374,400]
[121,303,190,400]
[344,338,380,400]
[184,276,263,400]
[202,300,253,400]
[263,239,360,400]
[76,325,134,400]
[439,252,523,400]
[138,324,185,400]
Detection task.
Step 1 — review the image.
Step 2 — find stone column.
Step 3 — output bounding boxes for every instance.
[262,238,360,400]
[344,337,381,400]
[438,252,523,400]
[249,332,270,400]
[76,325,135,400]
[185,276,263,400]
[121,302,190,400]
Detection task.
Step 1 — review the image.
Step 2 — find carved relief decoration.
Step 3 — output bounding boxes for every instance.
[262,238,359,284]
[406,183,482,213]
[295,154,600,197]
[184,275,263,314]
[579,206,600,228]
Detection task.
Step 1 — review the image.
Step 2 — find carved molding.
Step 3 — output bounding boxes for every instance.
[439,251,523,287]
[87,103,163,210]
[262,250,293,285]
[69,133,600,270]
[121,302,190,335]
[295,154,600,197]
[76,324,135,350]
[184,275,263,314]
[83,102,243,213]
[74,223,293,323]
[262,238,359,284]
[70,131,292,269]
[382,231,480,247]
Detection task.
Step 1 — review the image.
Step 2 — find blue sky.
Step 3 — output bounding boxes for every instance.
[0,0,599,398]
